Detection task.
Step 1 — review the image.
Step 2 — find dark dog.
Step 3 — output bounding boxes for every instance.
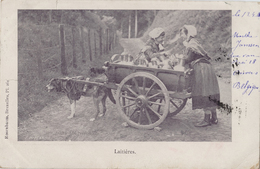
[46,68,115,121]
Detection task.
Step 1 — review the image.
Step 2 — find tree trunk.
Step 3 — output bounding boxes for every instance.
[111,30,114,50]
[103,30,105,54]
[99,28,102,57]
[72,26,77,68]
[135,10,138,38]
[94,31,97,57]
[120,22,123,38]
[109,30,112,51]
[106,29,109,54]
[60,11,63,24]
[114,30,116,46]
[88,29,92,61]
[128,14,131,39]
[59,24,68,75]
[79,26,86,63]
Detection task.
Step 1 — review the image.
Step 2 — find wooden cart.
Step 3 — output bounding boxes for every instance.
[74,55,193,130]
[104,55,193,129]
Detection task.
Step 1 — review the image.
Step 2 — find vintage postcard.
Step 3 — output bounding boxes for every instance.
[0,0,259,168]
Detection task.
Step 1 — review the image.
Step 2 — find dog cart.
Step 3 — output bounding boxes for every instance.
[99,54,193,130]
[72,54,193,130]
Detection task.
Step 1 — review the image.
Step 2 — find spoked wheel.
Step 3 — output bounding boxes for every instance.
[116,72,170,130]
[157,98,187,117]
[169,98,187,117]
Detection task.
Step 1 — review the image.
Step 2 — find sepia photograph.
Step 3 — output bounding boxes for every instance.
[17,10,232,142]
[1,1,259,168]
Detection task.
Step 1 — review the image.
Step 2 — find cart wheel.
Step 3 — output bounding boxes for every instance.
[168,98,187,117]
[157,98,187,117]
[116,72,169,130]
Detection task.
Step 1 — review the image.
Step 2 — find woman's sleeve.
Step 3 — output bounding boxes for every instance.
[143,47,157,62]
[142,47,151,62]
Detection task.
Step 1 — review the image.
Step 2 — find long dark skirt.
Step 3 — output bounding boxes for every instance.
[191,62,220,110]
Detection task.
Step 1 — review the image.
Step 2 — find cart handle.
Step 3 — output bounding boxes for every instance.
[184,68,193,77]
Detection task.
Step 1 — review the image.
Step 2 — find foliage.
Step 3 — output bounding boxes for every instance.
[18,10,106,29]
[94,10,156,38]
[102,16,117,29]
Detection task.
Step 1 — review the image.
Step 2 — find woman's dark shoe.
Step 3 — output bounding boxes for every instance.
[211,118,218,124]
[195,114,211,127]
[211,111,218,124]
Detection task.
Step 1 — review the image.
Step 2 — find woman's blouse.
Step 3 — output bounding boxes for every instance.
[184,38,211,66]
[142,39,161,62]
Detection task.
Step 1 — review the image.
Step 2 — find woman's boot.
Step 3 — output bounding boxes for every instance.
[195,113,211,127]
[211,109,218,124]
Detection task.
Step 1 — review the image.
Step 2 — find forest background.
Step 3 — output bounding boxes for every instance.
[18,10,231,122]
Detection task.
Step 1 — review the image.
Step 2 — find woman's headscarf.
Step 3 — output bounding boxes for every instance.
[149,27,165,39]
[142,27,165,53]
[182,25,209,58]
[183,25,197,40]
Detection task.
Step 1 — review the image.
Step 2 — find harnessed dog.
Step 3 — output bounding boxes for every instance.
[46,68,116,121]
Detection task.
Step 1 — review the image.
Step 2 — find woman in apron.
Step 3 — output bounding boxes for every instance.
[179,25,220,127]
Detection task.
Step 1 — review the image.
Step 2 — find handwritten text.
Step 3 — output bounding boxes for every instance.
[233,81,259,96]
[233,10,260,18]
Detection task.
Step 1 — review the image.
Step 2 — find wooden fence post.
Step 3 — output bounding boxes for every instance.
[99,28,102,57]
[88,29,92,61]
[59,24,68,75]
[72,26,77,68]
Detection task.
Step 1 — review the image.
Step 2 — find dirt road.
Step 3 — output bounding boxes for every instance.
[18,38,231,142]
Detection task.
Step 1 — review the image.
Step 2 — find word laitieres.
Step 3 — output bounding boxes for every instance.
[114,149,136,154]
